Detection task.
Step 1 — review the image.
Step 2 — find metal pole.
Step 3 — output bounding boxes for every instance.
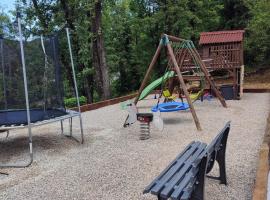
[18,14,33,165]
[66,28,84,144]
[18,14,33,166]
[0,39,8,109]
[60,120,64,135]
[0,14,33,168]
[40,35,48,113]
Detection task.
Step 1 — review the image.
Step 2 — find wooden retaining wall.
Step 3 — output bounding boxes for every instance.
[244,89,270,93]
[71,89,269,113]
[252,109,270,200]
[71,93,138,112]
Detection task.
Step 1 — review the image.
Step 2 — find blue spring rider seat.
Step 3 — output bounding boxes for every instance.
[151,101,189,112]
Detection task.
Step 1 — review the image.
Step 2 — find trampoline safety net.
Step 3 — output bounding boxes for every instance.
[0,33,68,126]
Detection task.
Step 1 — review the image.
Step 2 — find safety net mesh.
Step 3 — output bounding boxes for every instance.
[0,31,68,124]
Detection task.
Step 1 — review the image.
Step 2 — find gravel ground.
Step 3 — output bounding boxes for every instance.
[0,93,269,200]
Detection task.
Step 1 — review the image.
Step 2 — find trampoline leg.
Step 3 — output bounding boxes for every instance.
[61,116,83,144]
[68,116,84,144]
[78,115,84,144]
[69,118,73,137]
[60,120,64,135]
[0,131,33,168]
[29,141,34,166]
[6,130,9,138]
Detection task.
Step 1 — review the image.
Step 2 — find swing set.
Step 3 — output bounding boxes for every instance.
[129,34,227,131]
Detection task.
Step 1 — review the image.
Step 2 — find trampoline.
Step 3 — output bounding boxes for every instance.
[0,14,84,168]
[0,109,68,126]
[151,101,189,112]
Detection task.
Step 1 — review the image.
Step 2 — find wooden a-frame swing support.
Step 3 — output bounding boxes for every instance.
[133,34,227,131]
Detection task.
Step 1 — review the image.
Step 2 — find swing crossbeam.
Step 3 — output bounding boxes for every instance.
[131,34,227,131]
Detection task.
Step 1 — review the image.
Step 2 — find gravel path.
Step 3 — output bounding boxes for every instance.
[0,93,269,200]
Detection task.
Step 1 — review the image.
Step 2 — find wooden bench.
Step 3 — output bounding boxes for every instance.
[143,122,230,200]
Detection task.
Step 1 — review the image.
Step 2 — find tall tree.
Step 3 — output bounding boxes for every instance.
[245,0,270,67]
[59,0,94,103]
[219,0,251,29]
[91,0,110,100]
[2,0,267,101]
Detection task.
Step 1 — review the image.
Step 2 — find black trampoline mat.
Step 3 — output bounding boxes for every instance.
[0,109,67,126]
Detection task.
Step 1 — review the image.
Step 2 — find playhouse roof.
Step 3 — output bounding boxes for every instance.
[199,30,245,45]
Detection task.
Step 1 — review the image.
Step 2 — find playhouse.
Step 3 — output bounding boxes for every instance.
[199,30,245,99]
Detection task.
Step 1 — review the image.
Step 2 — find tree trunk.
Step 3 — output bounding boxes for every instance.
[60,0,94,103]
[91,0,110,100]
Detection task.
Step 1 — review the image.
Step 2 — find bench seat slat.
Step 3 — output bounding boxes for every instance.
[171,168,199,200]
[174,173,198,200]
[159,143,206,198]
[171,151,207,200]
[150,142,202,194]
[143,141,198,194]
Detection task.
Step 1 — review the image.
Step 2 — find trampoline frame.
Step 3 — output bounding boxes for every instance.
[0,14,84,169]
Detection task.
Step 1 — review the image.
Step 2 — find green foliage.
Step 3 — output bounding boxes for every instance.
[245,0,270,67]
[64,96,87,108]
[0,7,13,37]
[0,0,269,103]
[219,0,251,29]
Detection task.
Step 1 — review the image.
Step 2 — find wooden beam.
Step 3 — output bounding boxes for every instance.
[233,68,237,99]
[176,49,187,71]
[166,42,202,131]
[134,43,163,104]
[239,65,244,99]
[167,34,186,43]
[189,47,227,108]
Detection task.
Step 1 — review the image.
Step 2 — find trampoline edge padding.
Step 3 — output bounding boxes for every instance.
[0,109,68,126]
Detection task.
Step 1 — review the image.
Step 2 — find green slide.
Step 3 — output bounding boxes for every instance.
[139,71,175,101]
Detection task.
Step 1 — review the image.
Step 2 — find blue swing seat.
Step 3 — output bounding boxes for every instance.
[151,101,189,112]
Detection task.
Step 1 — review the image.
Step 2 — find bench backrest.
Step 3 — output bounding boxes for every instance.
[143,141,207,199]
[205,121,230,173]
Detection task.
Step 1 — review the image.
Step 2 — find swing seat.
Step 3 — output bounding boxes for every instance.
[163,89,177,101]
[151,102,189,112]
[190,89,204,101]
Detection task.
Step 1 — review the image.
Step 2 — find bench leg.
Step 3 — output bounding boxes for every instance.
[191,155,208,200]
[216,145,227,185]
[207,130,229,185]
[216,126,229,185]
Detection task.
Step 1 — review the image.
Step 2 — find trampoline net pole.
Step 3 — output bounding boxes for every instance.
[0,38,7,109]
[18,13,33,164]
[66,28,84,143]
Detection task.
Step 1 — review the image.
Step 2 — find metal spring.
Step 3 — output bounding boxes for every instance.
[140,122,150,140]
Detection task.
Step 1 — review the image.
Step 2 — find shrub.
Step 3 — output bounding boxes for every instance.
[64,96,87,108]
